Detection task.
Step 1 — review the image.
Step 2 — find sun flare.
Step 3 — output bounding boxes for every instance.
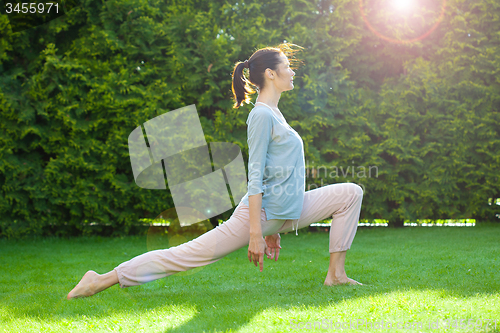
[392,0,414,11]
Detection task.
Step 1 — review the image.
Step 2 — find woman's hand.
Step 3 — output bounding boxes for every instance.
[248,234,270,272]
[264,233,281,261]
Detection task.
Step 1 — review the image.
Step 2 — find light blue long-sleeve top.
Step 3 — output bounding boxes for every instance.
[239,102,306,220]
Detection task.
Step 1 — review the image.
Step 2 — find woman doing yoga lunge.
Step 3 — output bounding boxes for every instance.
[67,43,363,299]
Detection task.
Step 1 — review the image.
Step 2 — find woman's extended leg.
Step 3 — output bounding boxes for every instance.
[275,183,364,285]
[67,202,271,299]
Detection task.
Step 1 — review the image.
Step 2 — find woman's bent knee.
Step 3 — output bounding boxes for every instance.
[350,183,363,197]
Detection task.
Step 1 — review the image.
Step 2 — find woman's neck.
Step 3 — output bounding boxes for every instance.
[255,91,281,109]
[255,101,277,110]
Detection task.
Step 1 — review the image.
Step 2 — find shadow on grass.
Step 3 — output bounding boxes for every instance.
[0,223,499,332]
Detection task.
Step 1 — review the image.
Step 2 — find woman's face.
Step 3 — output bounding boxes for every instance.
[271,54,295,92]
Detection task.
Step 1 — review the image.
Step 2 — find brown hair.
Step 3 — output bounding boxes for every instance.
[231,43,304,108]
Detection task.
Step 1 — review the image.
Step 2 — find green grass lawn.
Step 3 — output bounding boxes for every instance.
[1,223,499,332]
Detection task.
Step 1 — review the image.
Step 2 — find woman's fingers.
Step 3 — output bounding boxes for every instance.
[267,248,274,259]
[252,252,261,270]
[248,237,269,271]
[250,250,259,267]
[250,251,264,270]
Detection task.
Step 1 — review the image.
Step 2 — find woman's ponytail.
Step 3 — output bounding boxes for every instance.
[231,61,256,109]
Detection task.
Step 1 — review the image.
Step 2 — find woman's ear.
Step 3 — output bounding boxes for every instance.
[265,68,275,80]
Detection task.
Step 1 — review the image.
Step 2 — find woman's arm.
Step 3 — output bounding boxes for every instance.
[247,192,269,272]
[248,192,263,237]
[245,107,273,272]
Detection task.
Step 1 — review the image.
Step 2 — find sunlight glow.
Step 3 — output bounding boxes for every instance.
[392,0,414,11]
[359,0,447,44]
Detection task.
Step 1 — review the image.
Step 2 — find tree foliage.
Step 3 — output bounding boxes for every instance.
[1,0,499,237]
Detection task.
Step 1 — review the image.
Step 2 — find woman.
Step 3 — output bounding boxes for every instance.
[67,43,363,299]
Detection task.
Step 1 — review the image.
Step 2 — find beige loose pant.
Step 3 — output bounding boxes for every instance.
[114,183,363,288]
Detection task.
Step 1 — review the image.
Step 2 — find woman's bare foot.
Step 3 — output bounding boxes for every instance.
[67,269,119,299]
[324,271,363,286]
[324,276,363,286]
[67,270,101,299]
[325,251,362,286]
